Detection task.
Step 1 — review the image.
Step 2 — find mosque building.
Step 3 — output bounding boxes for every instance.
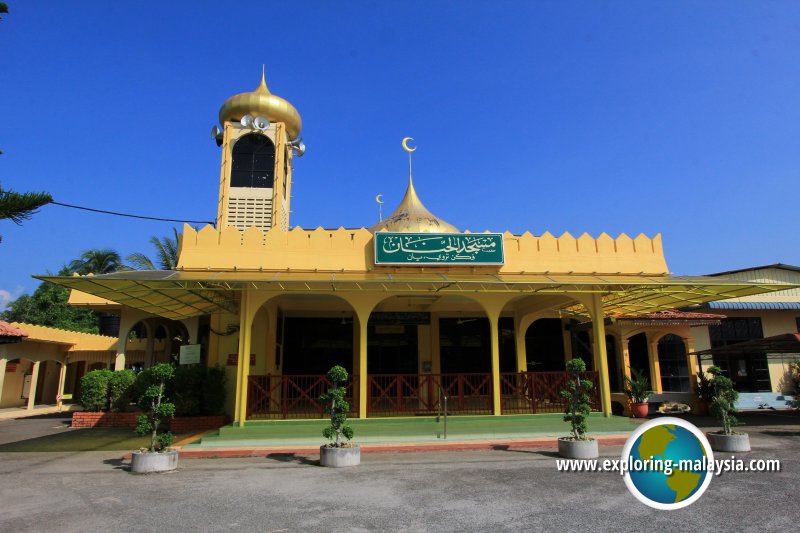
[23,70,796,423]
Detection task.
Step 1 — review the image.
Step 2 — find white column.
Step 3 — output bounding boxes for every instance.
[57,362,67,409]
[0,358,7,406]
[27,361,41,410]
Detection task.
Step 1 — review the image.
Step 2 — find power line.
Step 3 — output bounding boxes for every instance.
[49,200,216,226]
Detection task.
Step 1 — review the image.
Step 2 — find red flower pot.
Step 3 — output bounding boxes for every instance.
[630,402,649,418]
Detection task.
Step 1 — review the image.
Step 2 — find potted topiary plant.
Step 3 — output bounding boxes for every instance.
[319,365,359,467]
[623,368,651,418]
[131,363,178,473]
[557,358,598,459]
[705,365,749,452]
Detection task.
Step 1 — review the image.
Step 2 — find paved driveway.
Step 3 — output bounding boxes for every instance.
[0,425,798,532]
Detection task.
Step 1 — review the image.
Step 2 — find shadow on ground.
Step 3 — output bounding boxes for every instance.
[266,452,318,466]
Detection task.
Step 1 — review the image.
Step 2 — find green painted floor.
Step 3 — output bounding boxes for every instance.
[187,414,644,448]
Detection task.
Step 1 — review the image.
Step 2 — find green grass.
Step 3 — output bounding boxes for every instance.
[0,428,197,453]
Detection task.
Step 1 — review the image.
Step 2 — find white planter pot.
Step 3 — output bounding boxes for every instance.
[707,432,750,453]
[131,450,179,473]
[558,437,599,459]
[320,445,361,467]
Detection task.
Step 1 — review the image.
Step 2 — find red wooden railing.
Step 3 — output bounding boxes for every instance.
[500,371,600,414]
[246,371,600,419]
[367,373,493,416]
[247,374,358,420]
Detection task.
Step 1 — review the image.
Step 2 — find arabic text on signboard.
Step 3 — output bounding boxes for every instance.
[374,233,504,265]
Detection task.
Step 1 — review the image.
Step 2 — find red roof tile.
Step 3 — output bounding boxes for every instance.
[0,321,29,338]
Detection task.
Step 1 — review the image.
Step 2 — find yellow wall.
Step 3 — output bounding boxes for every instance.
[178,225,669,276]
[1,360,31,408]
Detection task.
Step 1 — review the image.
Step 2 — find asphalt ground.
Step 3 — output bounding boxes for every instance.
[0,412,798,532]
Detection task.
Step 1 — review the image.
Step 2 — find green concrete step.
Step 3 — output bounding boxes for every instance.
[185,414,641,449]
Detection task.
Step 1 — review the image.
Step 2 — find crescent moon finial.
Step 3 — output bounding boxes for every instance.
[401,137,417,153]
[375,194,384,204]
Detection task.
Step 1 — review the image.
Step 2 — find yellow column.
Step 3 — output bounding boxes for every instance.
[356,312,368,419]
[339,293,385,419]
[145,324,156,368]
[683,336,698,391]
[27,361,41,410]
[430,313,441,374]
[621,337,632,382]
[589,294,612,417]
[56,362,67,409]
[648,338,663,393]
[235,290,255,426]
[514,316,528,372]
[0,358,7,404]
[114,334,126,371]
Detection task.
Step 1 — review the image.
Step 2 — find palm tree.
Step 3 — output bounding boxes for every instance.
[69,248,126,275]
[0,184,52,243]
[127,228,180,270]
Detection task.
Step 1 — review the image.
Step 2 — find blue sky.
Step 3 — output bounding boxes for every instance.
[1,1,799,309]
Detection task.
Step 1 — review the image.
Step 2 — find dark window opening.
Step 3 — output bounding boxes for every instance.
[628,333,650,383]
[526,319,566,371]
[439,317,490,374]
[282,318,353,375]
[657,334,689,392]
[708,317,769,392]
[231,133,275,188]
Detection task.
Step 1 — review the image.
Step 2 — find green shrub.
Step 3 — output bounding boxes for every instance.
[108,369,136,412]
[80,369,113,411]
[135,363,176,452]
[173,365,203,416]
[171,364,227,416]
[560,358,593,440]
[202,365,227,416]
[320,365,354,447]
[707,366,740,435]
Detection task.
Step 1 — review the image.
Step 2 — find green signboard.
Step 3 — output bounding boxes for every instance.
[374,232,504,265]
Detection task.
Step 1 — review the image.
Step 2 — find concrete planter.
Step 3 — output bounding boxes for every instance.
[131,450,179,473]
[320,445,361,467]
[707,432,750,453]
[557,437,599,459]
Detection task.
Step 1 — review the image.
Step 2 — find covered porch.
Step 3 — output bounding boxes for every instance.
[38,269,795,425]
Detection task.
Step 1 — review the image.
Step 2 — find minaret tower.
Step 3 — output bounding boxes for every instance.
[213,68,304,232]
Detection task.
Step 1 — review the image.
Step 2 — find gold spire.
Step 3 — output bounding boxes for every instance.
[218,67,302,139]
[369,139,459,233]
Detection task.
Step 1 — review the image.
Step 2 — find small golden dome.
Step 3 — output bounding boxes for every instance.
[370,177,460,233]
[218,68,302,140]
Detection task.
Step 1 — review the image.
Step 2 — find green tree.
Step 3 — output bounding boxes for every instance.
[0,184,53,243]
[560,358,593,440]
[135,363,176,452]
[0,3,8,22]
[127,228,180,270]
[319,365,354,447]
[69,248,126,275]
[0,267,100,333]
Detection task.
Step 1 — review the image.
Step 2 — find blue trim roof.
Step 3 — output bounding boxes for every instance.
[707,301,800,310]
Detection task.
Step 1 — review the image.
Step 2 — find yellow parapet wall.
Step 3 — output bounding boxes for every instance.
[8,322,117,351]
[177,224,669,275]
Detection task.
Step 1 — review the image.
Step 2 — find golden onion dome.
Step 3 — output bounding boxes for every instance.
[370,177,460,233]
[218,68,302,140]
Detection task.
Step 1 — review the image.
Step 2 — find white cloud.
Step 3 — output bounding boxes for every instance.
[0,286,25,312]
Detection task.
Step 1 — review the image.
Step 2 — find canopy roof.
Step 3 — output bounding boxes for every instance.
[36,270,797,321]
[693,333,800,356]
